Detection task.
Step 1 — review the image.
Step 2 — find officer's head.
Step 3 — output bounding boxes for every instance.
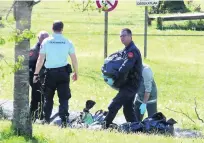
[52,20,64,33]
[38,31,49,44]
[120,28,132,46]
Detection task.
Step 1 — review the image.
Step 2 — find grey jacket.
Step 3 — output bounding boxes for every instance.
[136,64,157,104]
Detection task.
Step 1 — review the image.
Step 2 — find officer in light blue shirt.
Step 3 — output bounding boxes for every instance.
[40,33,75,68]
[33,20,78,128]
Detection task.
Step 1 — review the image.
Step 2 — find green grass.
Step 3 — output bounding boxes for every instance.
[0,1,204,142]
[0,120,204,143]
[155,20,204,31]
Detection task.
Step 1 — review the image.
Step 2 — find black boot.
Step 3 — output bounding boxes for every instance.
[61,115,69,128]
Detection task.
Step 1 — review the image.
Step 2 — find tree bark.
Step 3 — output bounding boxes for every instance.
[12,1,34,137]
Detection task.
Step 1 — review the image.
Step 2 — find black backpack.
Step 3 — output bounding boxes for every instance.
[118,112,177,135]
[101,52,129,88]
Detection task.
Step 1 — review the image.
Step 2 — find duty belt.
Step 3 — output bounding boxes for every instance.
[46,66,67,72]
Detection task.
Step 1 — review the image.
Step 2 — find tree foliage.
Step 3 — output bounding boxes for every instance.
[68,0,109,13]
[149,0,188,14]
[0,26,35,79]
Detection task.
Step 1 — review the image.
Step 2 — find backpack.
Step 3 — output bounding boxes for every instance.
[92,110,108,123]
[80,112,94,125]
[101,52,129,88]
[118,112,177,135]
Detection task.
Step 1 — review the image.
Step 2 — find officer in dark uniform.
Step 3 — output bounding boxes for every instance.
[104,28,143,128]
[33,20,78,127]
[29,31,49,122]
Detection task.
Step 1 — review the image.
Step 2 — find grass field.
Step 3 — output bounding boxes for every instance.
[0,120,204,143]
[0,1,204,142]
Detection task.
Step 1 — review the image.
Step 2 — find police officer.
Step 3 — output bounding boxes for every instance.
[33,20,78,127]
[29,31,49,122]
[134,64,157,121]
[103,28,143,128]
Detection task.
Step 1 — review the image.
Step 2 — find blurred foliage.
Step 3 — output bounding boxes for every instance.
[7,29,35,43]
[149,0,202,14]
[0,55,24,80]
[67,0,109,13]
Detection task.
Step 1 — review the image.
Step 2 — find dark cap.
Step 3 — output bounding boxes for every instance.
[52,20,64,32]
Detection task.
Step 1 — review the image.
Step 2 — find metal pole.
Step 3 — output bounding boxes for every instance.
[144,6,148,58]
[104,11,108,58]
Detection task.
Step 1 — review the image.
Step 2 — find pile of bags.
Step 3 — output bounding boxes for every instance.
[118,112,177,135]
[68,100,107,128]
[68,100,177,135]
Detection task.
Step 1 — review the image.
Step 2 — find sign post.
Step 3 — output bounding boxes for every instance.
[144,6,148,58]
[137,0,159,59]
[96,0,118,59]
[104,11,108,58]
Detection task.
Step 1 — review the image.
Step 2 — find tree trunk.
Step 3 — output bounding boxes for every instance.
[12,1,33,137]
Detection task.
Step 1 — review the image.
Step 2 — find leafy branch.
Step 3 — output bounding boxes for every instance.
[68,0,96,12]
[0,36,6,45]
[67,0,110,13]
[0,29,35,46]
[8,29,35,43]
[0,55,25,79]
[12,55,25,73]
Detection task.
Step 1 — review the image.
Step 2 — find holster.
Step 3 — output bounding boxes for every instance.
[66,64,72,74]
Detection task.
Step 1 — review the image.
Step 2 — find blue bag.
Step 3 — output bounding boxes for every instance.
[101,52,129,89]
[118,112,177,135]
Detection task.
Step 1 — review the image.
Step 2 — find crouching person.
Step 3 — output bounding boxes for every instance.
[134,64,157,121]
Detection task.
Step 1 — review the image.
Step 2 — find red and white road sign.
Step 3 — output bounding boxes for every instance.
[96,0,118,12]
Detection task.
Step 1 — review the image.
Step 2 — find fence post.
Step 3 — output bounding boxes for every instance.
[157,17,163,29]
[144,6,148,58]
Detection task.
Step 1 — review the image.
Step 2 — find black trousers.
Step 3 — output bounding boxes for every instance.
[104,85,138,127]
[134,100,157,122]
[29,71,44,121]
[43,66,71,123]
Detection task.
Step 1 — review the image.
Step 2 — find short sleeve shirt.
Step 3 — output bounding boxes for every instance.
[40,33,75,68]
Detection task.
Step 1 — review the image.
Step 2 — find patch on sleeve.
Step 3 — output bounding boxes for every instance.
[29,51,33,57]
[127,52,134,58]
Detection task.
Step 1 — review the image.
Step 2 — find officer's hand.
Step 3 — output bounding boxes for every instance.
[72,72,77,81]
[139,103,147,115]
[33,75,39,83]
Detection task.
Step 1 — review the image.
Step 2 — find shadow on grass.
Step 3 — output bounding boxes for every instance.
[0,125,48,143]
